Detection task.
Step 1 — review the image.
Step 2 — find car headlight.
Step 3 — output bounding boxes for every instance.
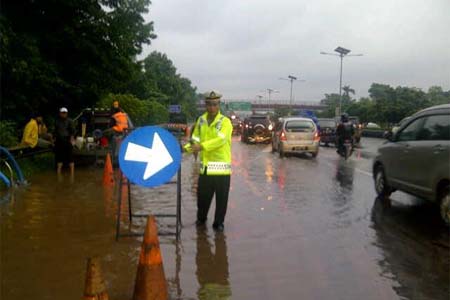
[268,124,273,131]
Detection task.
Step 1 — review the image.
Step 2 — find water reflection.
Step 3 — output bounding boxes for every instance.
[371,197,449,300]
[335,159,354,191]
[264,157,273,183]
[196,230,231,300]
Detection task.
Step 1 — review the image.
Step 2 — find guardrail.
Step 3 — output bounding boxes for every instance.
[362,129,386,138]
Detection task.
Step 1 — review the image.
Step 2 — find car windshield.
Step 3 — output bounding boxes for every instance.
[349,117,360,124]
[249,116,267,120]
[285,120,314,132]
[319,120,336,128]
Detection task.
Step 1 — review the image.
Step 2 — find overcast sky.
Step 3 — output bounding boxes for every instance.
[142,0,450,102]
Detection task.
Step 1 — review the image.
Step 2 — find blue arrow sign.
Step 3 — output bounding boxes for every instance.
[118,126,182,187]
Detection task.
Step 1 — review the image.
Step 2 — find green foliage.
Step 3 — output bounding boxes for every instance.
[98,93,169,126]
[0,121,19,147]
[274,107,293,119]
[320,83,450,125]
[1,2,199,129]
[1,0,156,121]
[144,101,169,125]
[129,51,199,120]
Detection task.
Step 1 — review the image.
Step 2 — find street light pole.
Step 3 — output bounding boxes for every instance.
[279,75,305,108]
[288,76,295,107]
[339,54,343,111]
[261,89,279,109]
[320,47,363,117]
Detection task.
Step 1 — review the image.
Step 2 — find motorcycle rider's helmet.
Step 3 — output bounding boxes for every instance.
[341,113,349,123]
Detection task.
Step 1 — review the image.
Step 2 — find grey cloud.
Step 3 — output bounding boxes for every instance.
[142,0,450,101]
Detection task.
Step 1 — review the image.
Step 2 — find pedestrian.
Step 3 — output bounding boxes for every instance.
[184,91,232,232]
[54,107,76,175]
[20,112,53,149]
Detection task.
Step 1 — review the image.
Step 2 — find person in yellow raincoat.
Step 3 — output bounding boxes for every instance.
[184,91,232,232]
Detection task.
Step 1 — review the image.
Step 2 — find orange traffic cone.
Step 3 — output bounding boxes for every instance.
[103,153,114,186]
[132,216,168,300]
[82,257,109,300]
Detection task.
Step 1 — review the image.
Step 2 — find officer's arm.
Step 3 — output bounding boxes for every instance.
[200,118,232,152]
[183,119,201,153]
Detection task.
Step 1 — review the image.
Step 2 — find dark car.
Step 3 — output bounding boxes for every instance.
[229,113,243,136]
[318,118,337,146]
[241,114,273,143]
[373,104,450,225]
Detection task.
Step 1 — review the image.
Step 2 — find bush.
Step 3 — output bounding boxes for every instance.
[97,93,169,127]
[0,121,19,147]
[144,100,169,125]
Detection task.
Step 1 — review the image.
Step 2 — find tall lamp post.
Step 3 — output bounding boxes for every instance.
[320,47,363,117]
[256,95,263,104]
[280,75,305,108]
[260,89,279,108]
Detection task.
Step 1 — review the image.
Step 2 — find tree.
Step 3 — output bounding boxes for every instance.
[319,83,449,126]
[1,0,156,124]
[129,51,199,120]
[427,86,450,106]
[342,85,355,99]
[319,93,340,117]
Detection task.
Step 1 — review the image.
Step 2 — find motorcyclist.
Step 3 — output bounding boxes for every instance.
[336,113,355,155]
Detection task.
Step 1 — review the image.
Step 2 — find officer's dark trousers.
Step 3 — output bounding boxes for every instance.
[197,174,231,225]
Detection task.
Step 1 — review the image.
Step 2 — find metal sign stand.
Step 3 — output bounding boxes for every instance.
[115,164,182,241]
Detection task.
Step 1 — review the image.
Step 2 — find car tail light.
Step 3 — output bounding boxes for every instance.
[314,131,320,141]
[280,130,287,141]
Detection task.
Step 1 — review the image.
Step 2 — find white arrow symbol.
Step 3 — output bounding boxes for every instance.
[124,132,174,180]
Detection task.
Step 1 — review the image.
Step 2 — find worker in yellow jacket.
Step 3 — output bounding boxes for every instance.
[21,113,52,148]
[184,91,232,232]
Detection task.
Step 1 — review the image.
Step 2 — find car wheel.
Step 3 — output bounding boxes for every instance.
[374,165,391,198]
[439,186,450,226]
[311,151,318,158]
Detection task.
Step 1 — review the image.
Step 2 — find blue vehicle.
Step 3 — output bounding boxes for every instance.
[292,110,320,129]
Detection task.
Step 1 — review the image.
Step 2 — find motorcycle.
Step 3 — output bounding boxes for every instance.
[337,138,354,160]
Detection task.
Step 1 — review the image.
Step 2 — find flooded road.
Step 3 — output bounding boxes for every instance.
[1,138,449,300]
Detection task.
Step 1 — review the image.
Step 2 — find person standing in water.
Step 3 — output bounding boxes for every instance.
[184,91,232,232]
[54,107,75,176]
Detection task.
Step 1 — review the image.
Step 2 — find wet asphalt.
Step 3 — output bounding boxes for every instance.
[1,137,448,300]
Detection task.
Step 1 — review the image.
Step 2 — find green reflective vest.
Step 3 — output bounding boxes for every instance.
[184,112,232,175]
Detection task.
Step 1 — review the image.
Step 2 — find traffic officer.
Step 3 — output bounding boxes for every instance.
[184,90,232,232]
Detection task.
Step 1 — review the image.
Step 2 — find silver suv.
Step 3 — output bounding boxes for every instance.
[373,104,450,224]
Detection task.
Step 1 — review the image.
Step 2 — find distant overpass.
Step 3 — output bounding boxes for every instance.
[197,99,326,113]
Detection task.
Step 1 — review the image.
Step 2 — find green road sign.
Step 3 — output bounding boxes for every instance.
[226,102,252,111]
